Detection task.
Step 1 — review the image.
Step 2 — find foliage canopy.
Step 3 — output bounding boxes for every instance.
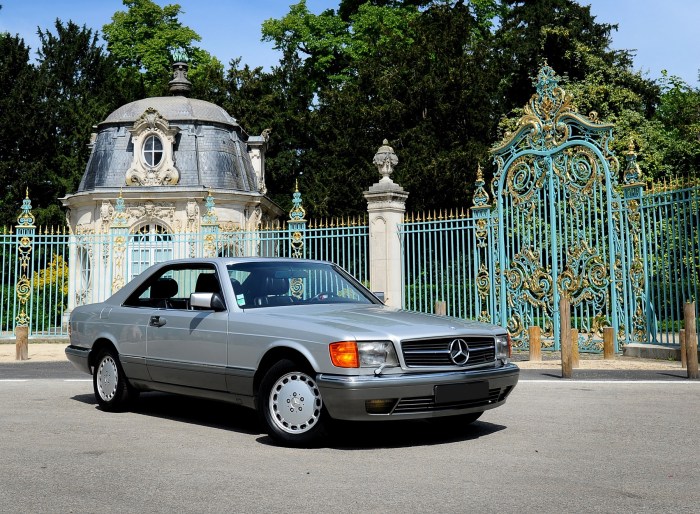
[0,0,698,224]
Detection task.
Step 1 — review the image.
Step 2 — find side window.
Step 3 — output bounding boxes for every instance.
[123,266,221,309]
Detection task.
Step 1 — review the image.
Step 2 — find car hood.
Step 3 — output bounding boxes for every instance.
[245,303,505,341]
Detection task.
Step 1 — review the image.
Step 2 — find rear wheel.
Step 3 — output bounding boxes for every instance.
[93,349,138,411]
[259,359,327,446]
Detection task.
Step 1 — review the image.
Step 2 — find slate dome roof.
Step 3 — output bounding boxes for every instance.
[101,96,239,128]
[77,94,258,193]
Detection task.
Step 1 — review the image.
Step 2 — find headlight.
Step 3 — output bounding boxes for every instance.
[495,333,512,362]
[357,341,399,367]
[329,341,398,368]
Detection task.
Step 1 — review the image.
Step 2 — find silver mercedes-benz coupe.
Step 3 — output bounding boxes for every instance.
[66,258,519,446]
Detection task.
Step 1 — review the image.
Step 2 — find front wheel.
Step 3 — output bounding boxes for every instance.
[259,359,327,446]
[93,349,138,412]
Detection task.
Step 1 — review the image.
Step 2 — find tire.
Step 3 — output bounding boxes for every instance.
[93,348,138,412]
[258,359,327,447]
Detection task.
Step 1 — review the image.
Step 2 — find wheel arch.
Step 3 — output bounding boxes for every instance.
[88,338,119,369]
[253,346,315,401]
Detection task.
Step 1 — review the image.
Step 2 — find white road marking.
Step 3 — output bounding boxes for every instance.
[520,379,699,384]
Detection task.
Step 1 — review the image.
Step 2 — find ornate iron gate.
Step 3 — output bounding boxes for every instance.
[488,66,634,351]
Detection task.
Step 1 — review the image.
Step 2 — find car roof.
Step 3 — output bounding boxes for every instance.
[150,257,333,266]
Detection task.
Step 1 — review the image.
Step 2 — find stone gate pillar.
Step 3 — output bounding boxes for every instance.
[364,140,408,308]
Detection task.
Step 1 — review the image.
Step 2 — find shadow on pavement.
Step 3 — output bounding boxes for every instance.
[71,391,262,435]
[256,418,507,450]
[71,390,506,449]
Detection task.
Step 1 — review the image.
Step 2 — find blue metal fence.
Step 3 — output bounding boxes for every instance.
[400,211,482,319]
[0,209,369,339]
[642,183,700,345]
[399,182,700,352]
[400,66,700,352]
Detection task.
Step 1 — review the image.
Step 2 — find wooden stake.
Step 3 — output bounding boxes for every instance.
[15,326,28,361]
[528,326,541,362]
[603,327,615,360]
[680,328,687,368]
[434,301,447,316]
[683,302,699,379]
[560,297,572,378]
[571,328,580,368]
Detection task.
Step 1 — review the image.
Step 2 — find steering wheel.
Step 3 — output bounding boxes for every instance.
[309,291,336,303]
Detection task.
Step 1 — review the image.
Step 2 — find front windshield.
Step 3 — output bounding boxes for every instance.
[227,261,376,309]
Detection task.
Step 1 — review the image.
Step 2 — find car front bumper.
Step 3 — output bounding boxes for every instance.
[317,363,519,421]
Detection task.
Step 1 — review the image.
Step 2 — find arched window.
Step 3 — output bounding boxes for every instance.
[129,224,173,279]
[143,134,164,168]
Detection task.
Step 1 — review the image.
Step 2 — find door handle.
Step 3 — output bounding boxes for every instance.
[149,315,166,327]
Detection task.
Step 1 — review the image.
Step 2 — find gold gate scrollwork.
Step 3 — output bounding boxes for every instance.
[15,191,35,328]
[557,238,610,350]
[491,64,626,351]
[504,246,554,348]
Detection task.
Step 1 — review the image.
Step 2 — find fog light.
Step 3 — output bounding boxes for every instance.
[365,399,396,414]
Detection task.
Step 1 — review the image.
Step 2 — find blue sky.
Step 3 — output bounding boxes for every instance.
[0,0,698,86]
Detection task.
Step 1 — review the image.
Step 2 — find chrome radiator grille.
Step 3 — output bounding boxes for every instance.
[400,336,495,367]
[393,388,503,413]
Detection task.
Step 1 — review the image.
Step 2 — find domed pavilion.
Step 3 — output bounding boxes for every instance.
[61,59,283,305]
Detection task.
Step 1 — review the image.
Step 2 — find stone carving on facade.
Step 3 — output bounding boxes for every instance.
[65,209,72,232]
[125,108,181,186]
[219,221,242,232]
[75,224,95,235]
[186,201,200,232]
[126,202,176,224]
[248,206,263,231]
[100,201,114,233]
[102,199,178,231]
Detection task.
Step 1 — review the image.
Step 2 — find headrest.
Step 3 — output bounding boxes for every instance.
[151,278,178,299]
[195,273,220,293]
[265,276,289,296]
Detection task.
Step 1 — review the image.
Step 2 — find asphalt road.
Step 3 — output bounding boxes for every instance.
[0,360,691,381]
[0,367,698,513]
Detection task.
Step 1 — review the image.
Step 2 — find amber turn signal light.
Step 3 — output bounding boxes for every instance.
[329,341,359,368]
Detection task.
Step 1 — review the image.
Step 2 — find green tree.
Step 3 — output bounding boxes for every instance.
[639,73,700,180]
[494,0,621,110]
[258,1,501,215]
[103,0,223,97]
[33,20,134,226]
[0,33,41,226]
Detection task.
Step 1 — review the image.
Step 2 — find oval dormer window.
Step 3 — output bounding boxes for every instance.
[143,134,163,168]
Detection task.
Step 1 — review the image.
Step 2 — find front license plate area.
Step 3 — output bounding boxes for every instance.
[434,381,488,404]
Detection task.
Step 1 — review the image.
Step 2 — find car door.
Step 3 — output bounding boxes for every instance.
[141,265,229,391]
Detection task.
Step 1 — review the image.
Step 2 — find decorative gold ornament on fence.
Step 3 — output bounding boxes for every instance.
[15,189,35,327]
[112,235,126,293]
[289,180,306,258]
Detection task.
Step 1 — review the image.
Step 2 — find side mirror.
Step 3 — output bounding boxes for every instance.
[190,292,226,311]
[372,291,385,303]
